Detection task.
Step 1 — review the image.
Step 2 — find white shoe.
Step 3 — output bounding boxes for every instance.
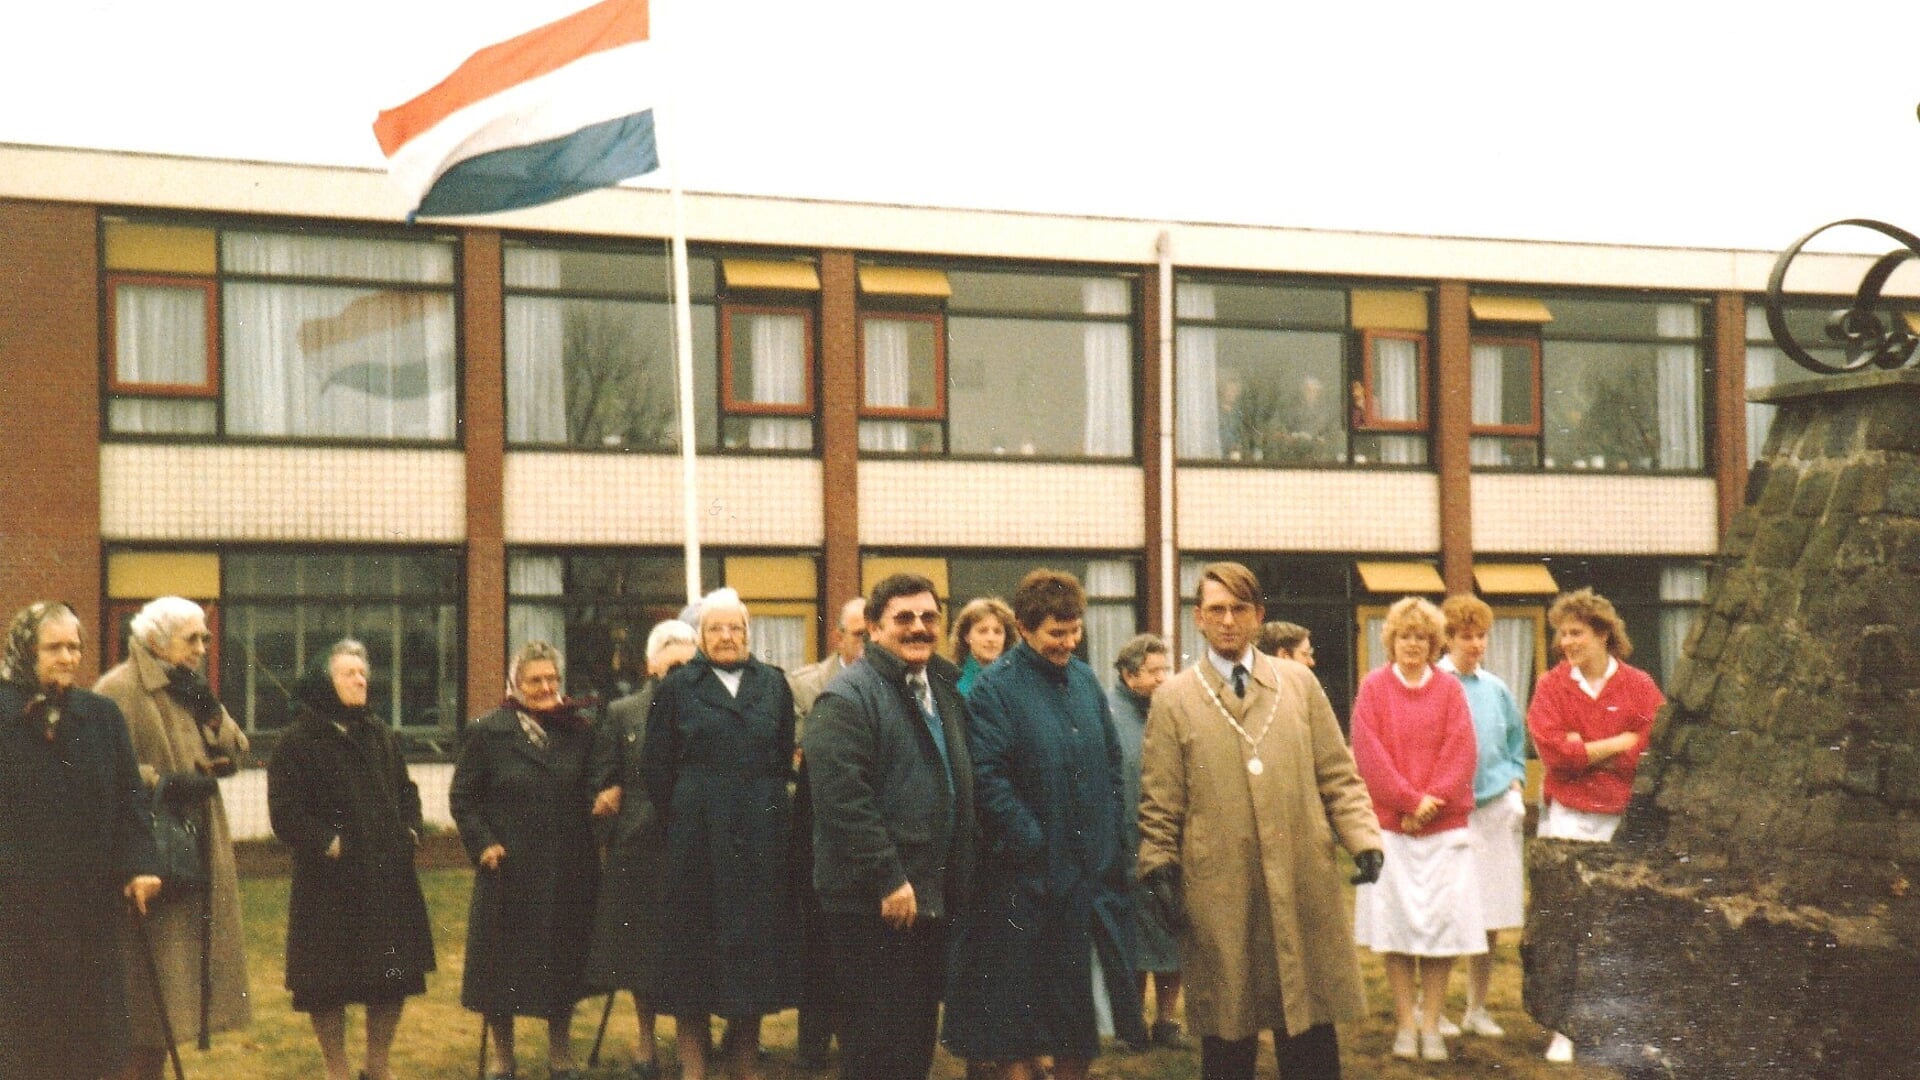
[1391,1029,1418,1060]
[1462,1007,1506,1038]
[1421,1032,1449,1062]
[1545,1032,1575,1063]
[1412,1008,1461,1037]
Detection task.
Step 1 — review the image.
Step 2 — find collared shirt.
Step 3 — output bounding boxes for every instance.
[714,667,744,696]
[1571,656,1618,700]
[905,667,954,793]
[1391,663,1433,690]
[1206,647,1256,688]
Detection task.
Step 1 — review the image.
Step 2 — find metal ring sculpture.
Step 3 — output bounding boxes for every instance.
[1767,219,1920,375]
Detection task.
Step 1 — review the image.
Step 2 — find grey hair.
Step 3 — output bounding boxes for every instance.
[696,587,749,631]
[129,596,206,655]
[646,619,697,662]
[327,638,370,668]
[1113,632,1169,677]
[508,639,565,691]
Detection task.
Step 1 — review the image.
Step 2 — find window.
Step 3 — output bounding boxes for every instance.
[1471,295,1706,472]
[860,266,1136,459]
[217,550,464,732]
[507,551,819,696]
[104,218,458,441]
[1175,280,1431,467]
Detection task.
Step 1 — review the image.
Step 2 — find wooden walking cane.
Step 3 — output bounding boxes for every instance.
[196,798,213,1051]
[587,990,617,1067]
[133,902,189,1080]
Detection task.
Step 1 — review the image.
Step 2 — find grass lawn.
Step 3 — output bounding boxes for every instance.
[197,866,1621,1079]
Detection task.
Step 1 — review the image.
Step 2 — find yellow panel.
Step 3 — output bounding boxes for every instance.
[1355,561,1445,595]
[1904,311,1920,335]
[858,266,953,297]
[724,556,817,600]
[104,220,217,275]
[1470,296,1554,323]
[721,258,821,291]
[1473,562,1560,595]
[107,551,221,600]
[860,557,950,598]
[1350,289,1429,331]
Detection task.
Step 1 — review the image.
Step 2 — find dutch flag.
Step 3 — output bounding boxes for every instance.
[373,0,661,220]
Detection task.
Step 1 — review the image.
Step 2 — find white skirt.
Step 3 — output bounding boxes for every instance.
[1468,788,1526,931]
[1354,828,1488,957]
[1539,799,1622,843]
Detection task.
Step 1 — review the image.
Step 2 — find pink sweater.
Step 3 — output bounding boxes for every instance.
[1349,666,1478,837]
[1527,660,1664,816]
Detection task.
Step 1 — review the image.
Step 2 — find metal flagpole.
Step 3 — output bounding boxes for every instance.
[661,11,702,606]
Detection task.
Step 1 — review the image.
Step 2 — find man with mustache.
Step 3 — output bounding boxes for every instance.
[803,574,975,1080]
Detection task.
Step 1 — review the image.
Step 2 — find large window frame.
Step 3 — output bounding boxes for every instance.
[105,275,221,398]
[1354,328,1431,434]
[720,303,818,418]
[858,310,947,420]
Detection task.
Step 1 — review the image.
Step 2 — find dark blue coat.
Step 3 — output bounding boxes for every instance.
[0,685,158,1080]
[943,642,1145,1060]
[642,654,799,1018]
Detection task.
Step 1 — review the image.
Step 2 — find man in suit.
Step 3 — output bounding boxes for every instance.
[786,596,864,1068]
[1137,562,1383,1080]
[804,574,974,1080]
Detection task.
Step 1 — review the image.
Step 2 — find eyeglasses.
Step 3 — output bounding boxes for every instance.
[1198,602,1256,620]
[888,611,943,629]
[176,632,213,645]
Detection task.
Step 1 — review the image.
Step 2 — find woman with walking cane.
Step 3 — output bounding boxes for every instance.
[0,600,163,1080]
[96,595,251,1080]
[453,640,621,1080]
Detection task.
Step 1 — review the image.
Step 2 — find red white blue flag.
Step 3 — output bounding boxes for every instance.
[373,0,659,219]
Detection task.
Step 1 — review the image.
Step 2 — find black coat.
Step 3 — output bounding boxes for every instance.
[641,655,800,1017]
[267,705,435,1010]
[803,646,975,920]
[0,685,158,1080]
[583,681,669,993]
[451,705,607,1018]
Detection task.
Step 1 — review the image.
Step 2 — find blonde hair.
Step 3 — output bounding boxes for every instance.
[1381,596,1446,665]
[1548,587,1633,659]
[1441,594,1494,638]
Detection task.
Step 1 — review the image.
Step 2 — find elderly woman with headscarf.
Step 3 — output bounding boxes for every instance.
[0,601,162,1080]
[452,640,619,1080]
[643,589,799,1080]
[94,595,251,1078]
[583,619,698,1079]
[268,639,436,1080]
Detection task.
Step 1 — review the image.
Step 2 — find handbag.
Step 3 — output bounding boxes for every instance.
[151,776,211,892]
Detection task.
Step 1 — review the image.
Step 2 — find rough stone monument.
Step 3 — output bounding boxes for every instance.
[1524,222,1920,1080]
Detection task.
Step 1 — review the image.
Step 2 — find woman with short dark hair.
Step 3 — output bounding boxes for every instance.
[944,569,1145,1080]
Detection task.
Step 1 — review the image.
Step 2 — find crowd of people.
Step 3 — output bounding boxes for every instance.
[0,568,1664,1079]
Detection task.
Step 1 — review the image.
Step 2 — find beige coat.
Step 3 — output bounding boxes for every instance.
[1137,653,1380,1040]
[786,652,848,744]
[95,645,252,1048]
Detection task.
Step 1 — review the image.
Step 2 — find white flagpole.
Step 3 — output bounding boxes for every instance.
[657,4,701,606]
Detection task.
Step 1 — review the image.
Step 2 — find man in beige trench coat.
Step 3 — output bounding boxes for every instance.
[1137,562,1382,1080]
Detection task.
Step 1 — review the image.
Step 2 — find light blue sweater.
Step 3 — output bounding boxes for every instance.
[1440,658,1529,806]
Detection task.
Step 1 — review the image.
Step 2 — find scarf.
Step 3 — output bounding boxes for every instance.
[165,663,225,727]
[3,602,74,741]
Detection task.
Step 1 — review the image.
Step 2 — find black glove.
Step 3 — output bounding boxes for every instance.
[158,770,219,810]
[1141,863,1188,932]
[164,666,224,728]
[1349,848,1384,886]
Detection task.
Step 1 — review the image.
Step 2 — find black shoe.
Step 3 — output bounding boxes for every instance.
[1151,1019,1189,1050]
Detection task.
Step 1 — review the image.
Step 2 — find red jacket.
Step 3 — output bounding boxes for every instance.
[1349,666,1477,836]
[1527,659,1663,816]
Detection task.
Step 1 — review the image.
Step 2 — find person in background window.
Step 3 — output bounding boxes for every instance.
[1433,595,1529,1040]
[1349,596,1483,1064]
[1256,621,1315,668]
[584,619,698,1080]
[643,589,800,1080]
[1527,588,1663,1065]
[1138,563,1380,1080]
[950,597,1015,698]
[1107,633,1185,1050]
[268,639,435,1080]
[0,601,162,1080]
[784,596,866,1070]
[944,569,1146,1080]
[452,640,616,1080]
[95,595,251,1080]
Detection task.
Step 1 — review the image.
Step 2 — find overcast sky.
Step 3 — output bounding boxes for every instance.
[7,1,1920,253]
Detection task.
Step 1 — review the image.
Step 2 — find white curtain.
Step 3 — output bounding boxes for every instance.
[1660,564,1708,682]
[745,312,811,449]
[1469,343,1508,466]
[222,232,455,440]
[110,281,217,433]
[752,614,806,672]
[506,555,568,680]
[1082,560,1138,691]
[1656,304,1702,470]
[1081,280,1132,456]
[1744,308,1781,463]
[1175,283,1223,458]
[505,249,566,443]
[1488,615,1537,713]
[858,318,912,452]
[1374,337,1421,464]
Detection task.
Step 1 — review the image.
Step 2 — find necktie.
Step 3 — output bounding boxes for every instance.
[1232,664,1249,698]
[908,672,935,717]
